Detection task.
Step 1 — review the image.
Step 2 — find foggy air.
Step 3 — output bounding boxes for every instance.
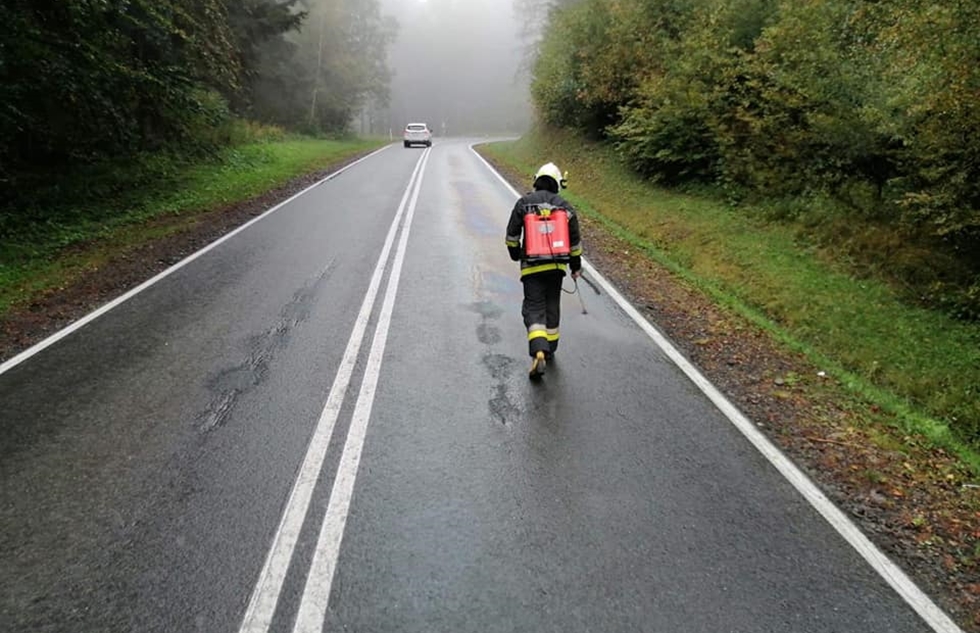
[377,0,533,136]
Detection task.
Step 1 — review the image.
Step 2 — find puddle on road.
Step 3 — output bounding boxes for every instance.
[451,180,498,237]
[482,353,516,381]
[489,383,521,425]
[470,267,521,303]
[465,273,526,427]
[481,270,520,297]
[464,299,504,320]
[477,323,501,345]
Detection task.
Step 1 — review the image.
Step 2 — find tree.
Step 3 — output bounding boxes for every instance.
[531,0,697,139]
[252,0,395,132]
[226,0,307,114]
[0,0,241,193]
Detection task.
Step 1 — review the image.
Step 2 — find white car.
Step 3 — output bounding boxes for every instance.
[403,123,432,148]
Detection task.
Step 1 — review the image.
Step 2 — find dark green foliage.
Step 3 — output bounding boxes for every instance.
[1,0,239,190]
[227,0,307,114]
[881,1,980,239]
[531,0,980,320]
[610,4,734,184]
[289,0,395,134]
[1,0,395,208]
[531,0,695,138]
[530,3,592,130]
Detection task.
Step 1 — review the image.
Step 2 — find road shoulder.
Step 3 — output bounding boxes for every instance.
[477,148,979,632]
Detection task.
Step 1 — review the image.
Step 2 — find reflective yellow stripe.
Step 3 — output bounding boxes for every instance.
[521,262,567,276]
[546,331,560,342]
[506,240,520,247]
[528,330,548,341]
[570,247,583,256]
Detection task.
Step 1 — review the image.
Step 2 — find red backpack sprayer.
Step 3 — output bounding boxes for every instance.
[523,206,588,314]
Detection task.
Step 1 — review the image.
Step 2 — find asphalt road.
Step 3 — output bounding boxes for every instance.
[0,139,957,633]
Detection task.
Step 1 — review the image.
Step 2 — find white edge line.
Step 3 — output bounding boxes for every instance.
[470,143,964,633]
[0,143,394,377]
[292,147,431,633]
[237,147,422,633]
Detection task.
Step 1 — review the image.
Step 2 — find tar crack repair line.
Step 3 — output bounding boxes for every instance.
[198,260,336,433]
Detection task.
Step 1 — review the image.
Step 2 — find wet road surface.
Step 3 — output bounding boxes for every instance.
[0,140,958,632]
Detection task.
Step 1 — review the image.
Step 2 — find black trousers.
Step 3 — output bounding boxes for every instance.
[521,270,564,357]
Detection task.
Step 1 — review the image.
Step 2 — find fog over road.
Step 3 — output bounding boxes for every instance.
[0,139,951,633]
[378,0,533,135]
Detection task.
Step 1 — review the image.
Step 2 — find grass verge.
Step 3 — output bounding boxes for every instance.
[0,136,388,315]
[479,127,980,475]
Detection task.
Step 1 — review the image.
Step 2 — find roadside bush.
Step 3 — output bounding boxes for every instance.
[875,2,980,242]
[610,73,720,185]
[531,1,600,131]
[531,0,980,320]
[532,0,695,138]
[226,120,289,145]
[608,4,734,185]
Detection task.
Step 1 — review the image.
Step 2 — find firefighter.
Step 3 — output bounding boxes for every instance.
[505,162,583,379]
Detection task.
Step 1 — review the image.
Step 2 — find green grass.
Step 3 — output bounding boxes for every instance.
[0,136,387,314]
[479,126,980,473]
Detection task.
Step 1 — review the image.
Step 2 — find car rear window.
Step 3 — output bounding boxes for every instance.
[407,124,427,131]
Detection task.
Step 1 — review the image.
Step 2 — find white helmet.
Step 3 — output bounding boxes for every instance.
[534,162,568,190]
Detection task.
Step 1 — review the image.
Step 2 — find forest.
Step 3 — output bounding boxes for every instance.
[0,0,394,205]
[526,0,980,320]
[4,0,979,325]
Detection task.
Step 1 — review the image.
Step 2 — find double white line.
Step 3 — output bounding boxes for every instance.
[239,147,431,633]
